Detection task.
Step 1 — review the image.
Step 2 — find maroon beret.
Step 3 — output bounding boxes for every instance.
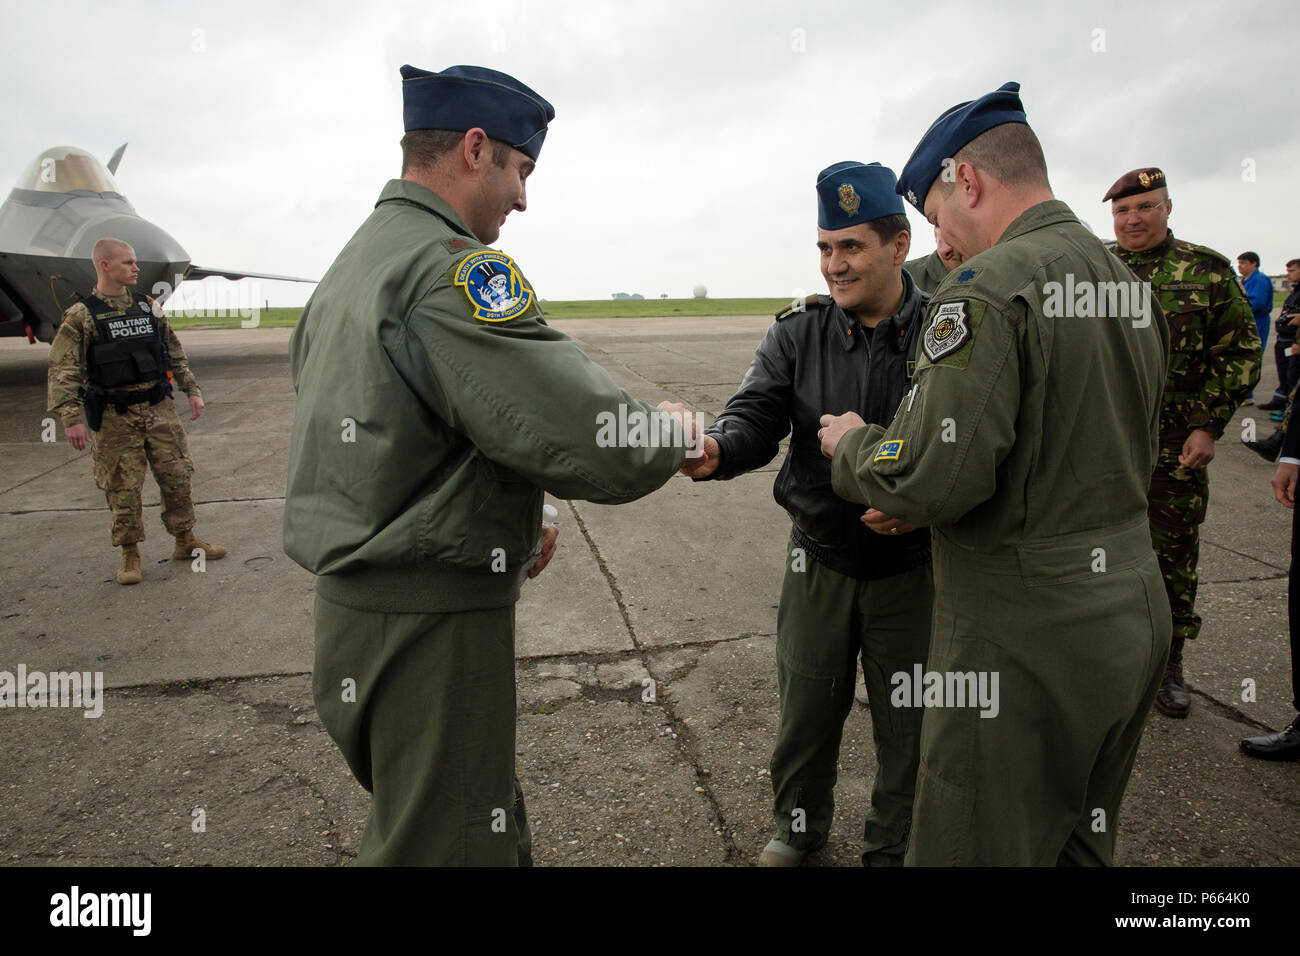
[1103,167,1167,202]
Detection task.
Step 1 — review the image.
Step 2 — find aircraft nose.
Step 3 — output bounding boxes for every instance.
[85,215,191,294]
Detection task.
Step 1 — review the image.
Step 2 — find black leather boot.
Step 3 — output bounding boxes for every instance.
[1154,637,1191,718]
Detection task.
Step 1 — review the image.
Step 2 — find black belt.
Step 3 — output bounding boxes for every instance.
[101,381,171,412]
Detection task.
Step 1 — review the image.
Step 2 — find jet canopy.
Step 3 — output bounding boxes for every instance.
[15,146,120,195]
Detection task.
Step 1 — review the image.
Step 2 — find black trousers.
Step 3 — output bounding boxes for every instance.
[1273,339,1299,402]
[1289,497,1300,711]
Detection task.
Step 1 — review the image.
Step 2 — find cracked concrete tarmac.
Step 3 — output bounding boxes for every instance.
[1,317,1297,866]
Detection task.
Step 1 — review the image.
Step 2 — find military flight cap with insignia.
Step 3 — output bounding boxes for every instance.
[1102,167,1167,202]
[816,161,906,229]
[400,63,555,160]
[894,81,1029,363]
[895,81,1028,214]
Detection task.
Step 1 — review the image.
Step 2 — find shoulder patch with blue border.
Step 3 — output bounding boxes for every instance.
[452,250,535,322]
[923,300,971,361]
[874,439,904,462]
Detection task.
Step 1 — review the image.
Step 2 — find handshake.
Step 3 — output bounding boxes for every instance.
[654,401,719,479]
[656,402,916,536]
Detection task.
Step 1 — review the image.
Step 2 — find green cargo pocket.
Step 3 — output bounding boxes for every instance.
[464,455,543,567]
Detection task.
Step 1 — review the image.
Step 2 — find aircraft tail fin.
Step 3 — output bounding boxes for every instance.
[107,143,128,175]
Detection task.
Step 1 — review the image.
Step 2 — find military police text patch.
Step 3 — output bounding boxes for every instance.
[874,439,904,462]
[923,301,971,361]
[452,250,535,322]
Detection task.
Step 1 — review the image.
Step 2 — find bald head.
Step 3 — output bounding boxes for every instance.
[91,237,139,294]
[92,237,133,268]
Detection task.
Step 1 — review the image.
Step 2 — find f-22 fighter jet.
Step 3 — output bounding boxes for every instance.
[0,144,313,343]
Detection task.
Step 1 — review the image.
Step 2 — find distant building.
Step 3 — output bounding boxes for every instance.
[693,284,707,299]
[611,292,645,300]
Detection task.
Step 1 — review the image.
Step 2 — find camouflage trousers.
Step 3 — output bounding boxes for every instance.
[90,398,196,547]
[1147,449,1208,642]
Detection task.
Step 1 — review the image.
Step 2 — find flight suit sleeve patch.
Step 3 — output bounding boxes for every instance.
[920,299,985,369]
[874,439,904,462]
[449,250,536,323]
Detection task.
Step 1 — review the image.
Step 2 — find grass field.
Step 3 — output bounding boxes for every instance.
[164,297,793,330]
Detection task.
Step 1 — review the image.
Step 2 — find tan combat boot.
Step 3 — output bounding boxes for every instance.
[173,530,227,561]
[116,544,142,586]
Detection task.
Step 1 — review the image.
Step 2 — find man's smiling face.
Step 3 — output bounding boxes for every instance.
[817,223,898,315]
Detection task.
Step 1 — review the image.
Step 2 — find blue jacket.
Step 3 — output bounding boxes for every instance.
[1242,269,1274,320]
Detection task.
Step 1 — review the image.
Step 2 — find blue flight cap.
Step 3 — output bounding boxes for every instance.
[816,161,906,230]
[400,64,555,161]
[896,81,1028,213]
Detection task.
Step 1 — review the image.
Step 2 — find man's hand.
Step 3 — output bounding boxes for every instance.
[819,412,867,459]
[657,400,700,450]
[1179,428,1215,469]
[189,395,205,421]
[680,434,721,478]
[861,508,917,536]
[65,423,89,451]
[1272,462,1299,508]
[527,524,560,579]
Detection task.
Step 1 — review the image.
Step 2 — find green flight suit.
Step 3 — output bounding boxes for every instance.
[285,180,684,865]
[772,548,932,863]
[831,200,1172,866]
[903,251,950,295]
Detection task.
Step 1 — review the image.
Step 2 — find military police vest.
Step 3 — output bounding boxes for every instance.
[82,294,169,389]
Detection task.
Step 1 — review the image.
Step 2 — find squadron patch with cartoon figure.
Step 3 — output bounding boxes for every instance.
[452,250,535,322]
[923,300,971,361]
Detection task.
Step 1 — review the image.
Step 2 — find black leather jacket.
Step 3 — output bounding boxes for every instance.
[699,271,931,580]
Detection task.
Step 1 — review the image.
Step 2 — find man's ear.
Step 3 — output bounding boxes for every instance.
[460,127,491,172]
[894,230,911,266]
[959,162,981,209]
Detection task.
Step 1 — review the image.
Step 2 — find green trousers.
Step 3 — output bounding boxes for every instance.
[312,594,531,866]
[770,551,933,864]
[905,523,1170,866]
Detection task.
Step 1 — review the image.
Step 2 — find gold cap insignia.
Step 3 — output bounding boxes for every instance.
[838,183,860,216]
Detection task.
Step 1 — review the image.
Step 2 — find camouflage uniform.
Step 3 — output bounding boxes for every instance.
[1110,232,1260,646]
[47,290,202,546]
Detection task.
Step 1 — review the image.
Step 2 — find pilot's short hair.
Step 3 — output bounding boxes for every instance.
[401,130,510,176]
[934,123,1051,196]
[91,237,132,265]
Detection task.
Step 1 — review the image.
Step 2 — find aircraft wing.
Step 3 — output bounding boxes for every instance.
[185,265,316,283]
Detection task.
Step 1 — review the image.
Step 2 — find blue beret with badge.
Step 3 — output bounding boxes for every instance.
[816,161,906,230]
[400,64,555,161]
[895,81,1028,213]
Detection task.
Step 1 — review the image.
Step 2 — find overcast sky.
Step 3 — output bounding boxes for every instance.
[3,0,1294,307]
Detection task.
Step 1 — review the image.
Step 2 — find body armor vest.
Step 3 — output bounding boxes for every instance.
[82,294,171,390]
